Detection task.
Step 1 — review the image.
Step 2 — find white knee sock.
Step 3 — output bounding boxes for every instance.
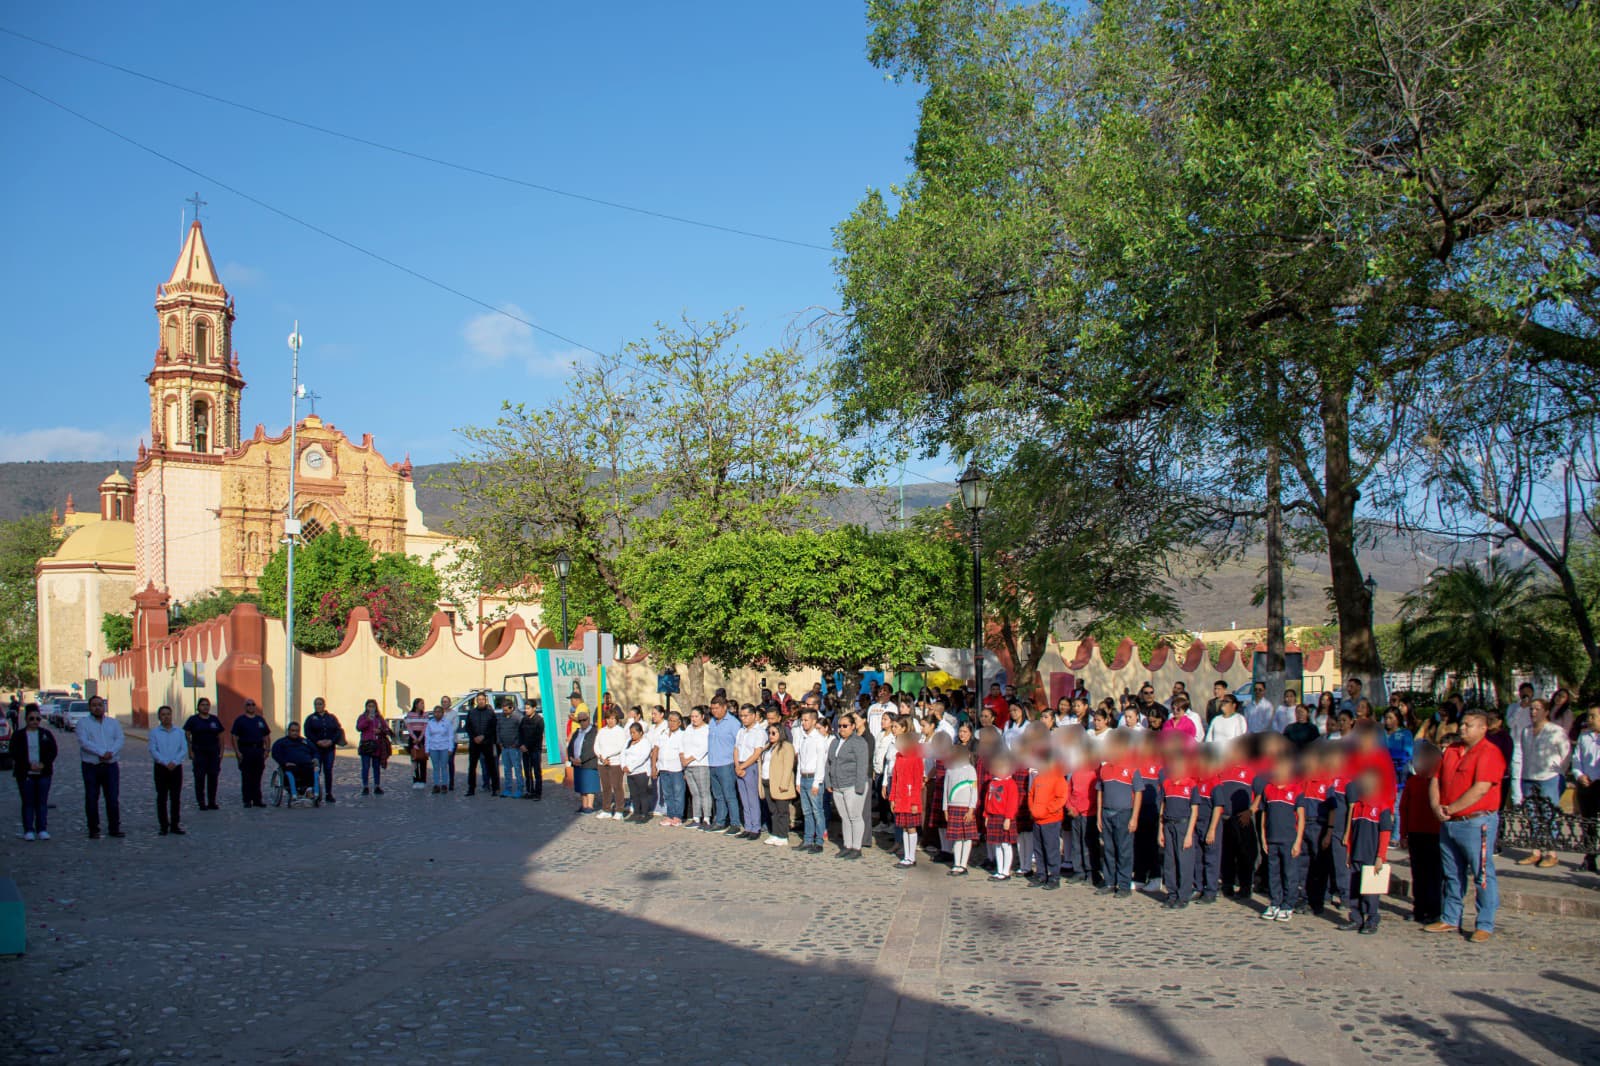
[903,829,918,861]
[953,840,971,869]
[998,843,1014,877]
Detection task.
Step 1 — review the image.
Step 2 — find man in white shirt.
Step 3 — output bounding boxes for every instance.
[1245,682,1276,734]
[793,709,830,852]
[733,704,768,839]
[77,696,125,838]
[866,686,897,740]
[147,704,188,836]
[1505,682,1536,802]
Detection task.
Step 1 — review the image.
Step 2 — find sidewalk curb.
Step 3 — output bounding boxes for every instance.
[1386,869,1600,920]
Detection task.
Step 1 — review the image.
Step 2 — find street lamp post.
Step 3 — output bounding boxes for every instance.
[554,550,572,646]
[957,462,991,709]
[284,324,303,727]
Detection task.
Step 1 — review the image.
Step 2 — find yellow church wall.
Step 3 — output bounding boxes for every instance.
[37,569,137,692]
[134,462,224,602]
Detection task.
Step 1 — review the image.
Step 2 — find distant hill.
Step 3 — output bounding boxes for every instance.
[7,458,1531,629]
[0,461,127,522]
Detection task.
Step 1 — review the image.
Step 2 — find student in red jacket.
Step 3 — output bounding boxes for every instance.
[1065,753,1099,884]
[889,730,926,868]
[1399,741,1443,925]
[1028,756,1069,890]
[983,751,1022,881]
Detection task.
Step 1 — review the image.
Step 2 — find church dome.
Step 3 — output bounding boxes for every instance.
[54,520,136,564]
[100,468,132,488]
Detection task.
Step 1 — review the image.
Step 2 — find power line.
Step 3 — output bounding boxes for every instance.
[0,25,835,254]
[0,71,610,360]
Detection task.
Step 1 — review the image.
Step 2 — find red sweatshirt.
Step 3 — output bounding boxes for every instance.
[1066,766,1099,817]
[1028,765,1069,824]
[1399,770,1442,836]
[984,775,1021,820]
[890,748,925,814]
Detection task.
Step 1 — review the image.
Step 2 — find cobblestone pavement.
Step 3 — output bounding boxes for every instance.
[3,742,1598,1065]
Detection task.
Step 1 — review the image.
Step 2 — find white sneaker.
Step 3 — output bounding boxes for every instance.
[1276,910,1292,923]
[593,810,610,818]
[610,812,624,820]
[37,830,49,841]
[1261,907,1280,920]
[22,832,35,841]
[766,836,787,847]
[412,782,425,790]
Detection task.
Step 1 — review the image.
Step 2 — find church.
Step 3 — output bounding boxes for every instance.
[35,219,453,691]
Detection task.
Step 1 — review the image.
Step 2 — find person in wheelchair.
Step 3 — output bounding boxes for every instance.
[271,721,321,798]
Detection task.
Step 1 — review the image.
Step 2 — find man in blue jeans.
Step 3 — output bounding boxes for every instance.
[1427,710,1506,944]
[793,709,830,853]
[705,697,743,834]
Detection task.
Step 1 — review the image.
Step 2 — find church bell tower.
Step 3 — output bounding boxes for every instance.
[146,216,245,458]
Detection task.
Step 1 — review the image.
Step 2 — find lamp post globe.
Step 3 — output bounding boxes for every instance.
[554,550,572,646]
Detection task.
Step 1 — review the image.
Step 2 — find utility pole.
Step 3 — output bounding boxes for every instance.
[283,324,303,727]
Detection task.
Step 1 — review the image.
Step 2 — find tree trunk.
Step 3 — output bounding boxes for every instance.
[1320,381,1384,701]
[1000,615,1050,705]
[1265,438,1287,705]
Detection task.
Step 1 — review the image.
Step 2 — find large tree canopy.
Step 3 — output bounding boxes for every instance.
[0,514,60,688]
[627,527,961,675]
[441,314,863,643]
[258,526,441,654]
[836,0,1600,683]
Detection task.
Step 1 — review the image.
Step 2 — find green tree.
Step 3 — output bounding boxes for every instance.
[258,526,441,654]
[101,612,133,654]
[625,527,960,678]
[1395,558,1576,706]
[0,514,61,688]
[439,314,865,646]
[836,0,1600,696]
[171,588,261,629]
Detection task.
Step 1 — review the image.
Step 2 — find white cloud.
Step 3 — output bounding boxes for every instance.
[462,304,581,377]
[0,427,142,462]
[220,261,264,285]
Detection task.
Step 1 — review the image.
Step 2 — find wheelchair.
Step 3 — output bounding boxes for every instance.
[269,764,323,808]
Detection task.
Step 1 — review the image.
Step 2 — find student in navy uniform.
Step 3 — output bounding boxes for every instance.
[230,699,272,808]
[1341,767,1394,934]
[1192,750,1222,903]
[1258,754,1306,922]
[182,697,226,811]
[1132,737,1164,890]
[1094,735,1143,897]
[1206,742,1258,901]
[1311,758,1352,912]
[1294,745,1334,912]
[1156,745,1199,909]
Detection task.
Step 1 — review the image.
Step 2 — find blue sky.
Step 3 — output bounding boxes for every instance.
[0,2,923,467]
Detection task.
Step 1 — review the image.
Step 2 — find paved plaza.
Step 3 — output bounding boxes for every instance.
[3,741,1598,1065]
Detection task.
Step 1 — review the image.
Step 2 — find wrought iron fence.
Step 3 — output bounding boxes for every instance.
[1498,793,1600,855]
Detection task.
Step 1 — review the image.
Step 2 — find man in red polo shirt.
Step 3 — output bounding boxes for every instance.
[1427,710,1506,943]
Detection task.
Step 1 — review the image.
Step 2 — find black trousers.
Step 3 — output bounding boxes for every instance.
[1133,793,1160,881]
[82,761,121,833]
[522,749,543,797]
[467,742,499,793]
[154,764,183,830]
[1408,831,1443,921]
[627,772,652,817]
[238,749,266,805]
[1221,811,1258,895]
[192,753,220,808]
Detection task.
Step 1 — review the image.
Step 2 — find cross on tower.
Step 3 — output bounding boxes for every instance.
[303,389,321,416]
[186,192,207,221]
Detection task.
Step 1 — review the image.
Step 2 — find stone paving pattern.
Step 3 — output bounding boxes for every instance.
[3,742,1598,1065]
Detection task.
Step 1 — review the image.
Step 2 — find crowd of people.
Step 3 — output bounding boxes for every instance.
[8,675,1599,944]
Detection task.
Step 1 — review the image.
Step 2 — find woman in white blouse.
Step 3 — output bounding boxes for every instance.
[680,707,713,828]
[620,723,655,824]
[593,710,630,820]
[654,711,686,827]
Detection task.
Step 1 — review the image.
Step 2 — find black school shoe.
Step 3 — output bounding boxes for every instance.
[1095,885,1113,896]
[1338,918,1362,932]
[1358,925,1377,935]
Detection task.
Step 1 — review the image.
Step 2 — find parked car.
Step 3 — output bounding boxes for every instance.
[388,690,526,753]
[63,700,92,733]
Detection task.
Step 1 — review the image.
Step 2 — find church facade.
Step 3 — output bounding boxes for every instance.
[35,220,452,691]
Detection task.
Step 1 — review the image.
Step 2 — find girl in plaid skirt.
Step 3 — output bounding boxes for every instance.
[984,751,1021,880]
[944,743,979,875]
[888,729,926,867]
